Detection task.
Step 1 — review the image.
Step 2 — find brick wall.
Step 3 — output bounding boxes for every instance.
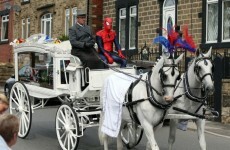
[102,0,203,51]
[177,0,202,47]
[90,0,103,34]
[102,0,230,124]
[138,0,160,48]
[0,0,14,64]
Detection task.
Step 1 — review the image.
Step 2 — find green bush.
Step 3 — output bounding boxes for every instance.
[58,35,69,41]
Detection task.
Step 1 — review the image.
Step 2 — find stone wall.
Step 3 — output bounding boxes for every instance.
[222,79,230,124]
[13,0,88,39]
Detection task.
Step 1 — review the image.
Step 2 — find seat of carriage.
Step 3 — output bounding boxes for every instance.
[69,55,120,68]
[66,55,136,98]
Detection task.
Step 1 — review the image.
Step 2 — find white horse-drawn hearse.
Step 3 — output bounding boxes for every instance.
[9,34,218,150]
[9,34,142,150]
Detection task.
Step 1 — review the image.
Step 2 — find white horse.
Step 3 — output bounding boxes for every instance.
[99,52,184,150]
[168,47,214,150]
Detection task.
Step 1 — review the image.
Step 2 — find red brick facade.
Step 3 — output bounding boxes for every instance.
[0,0,14,64]
[90,0,103,34]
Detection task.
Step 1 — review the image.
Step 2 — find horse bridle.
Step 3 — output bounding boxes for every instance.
[194,56,214,82]
[172,56,215,119]
[159,63,180,95]
[124,61,181,126]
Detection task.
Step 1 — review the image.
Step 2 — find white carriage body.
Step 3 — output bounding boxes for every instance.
[13,41,71,98]
[10,36,138,149]
[13,40,136,99]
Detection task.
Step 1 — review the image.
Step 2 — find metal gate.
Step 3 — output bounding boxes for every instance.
[206,53,223,122]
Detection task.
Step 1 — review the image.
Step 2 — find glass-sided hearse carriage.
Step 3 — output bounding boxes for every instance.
[9,35,140,150]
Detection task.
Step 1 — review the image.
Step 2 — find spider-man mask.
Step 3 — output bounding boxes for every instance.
[103,17,113,31]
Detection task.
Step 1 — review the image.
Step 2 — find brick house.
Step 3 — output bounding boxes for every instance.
[0,0,103,85]
[0,0,15,85]
[13,0,103,41]
[0,0,14,63]
[102,0,230,123]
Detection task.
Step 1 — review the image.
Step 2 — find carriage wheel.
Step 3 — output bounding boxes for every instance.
[9,82,32,138]
[56,104,79,150]
[121,122,144,149]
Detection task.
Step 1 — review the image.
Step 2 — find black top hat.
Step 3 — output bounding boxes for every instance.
[77,10,87,17]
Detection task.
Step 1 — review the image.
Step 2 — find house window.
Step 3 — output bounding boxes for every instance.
[22,18,30,39]
[41,13,52,37]
[116,0,138,54]
[1,15,9,41]
[22,19,26,39]
[65,9,70,36]
[21,0,30,5]
[72,7,77,26]
[129,6,137,50]
[118,6,137,51]
[223,1,230,42]
[27,18,30,38]
[206,0,218,43]
[165,0,175,6]
[119,8,126,50]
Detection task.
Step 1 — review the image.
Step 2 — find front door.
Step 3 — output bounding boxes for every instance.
[162,0,176,54]
[163,0,176,35]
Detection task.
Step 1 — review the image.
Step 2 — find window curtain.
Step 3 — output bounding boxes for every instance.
[129,6,136,49]
[2,22,8,40]
[207,3,218,42]
[223,1,230,40]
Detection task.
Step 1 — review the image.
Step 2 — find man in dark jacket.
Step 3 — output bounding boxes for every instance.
[69,10,104,69]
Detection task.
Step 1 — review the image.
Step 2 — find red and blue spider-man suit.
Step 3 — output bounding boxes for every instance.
[96,17,127,68]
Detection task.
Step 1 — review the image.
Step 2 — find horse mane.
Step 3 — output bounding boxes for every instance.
[187,57,195,68]
[153,56,165,72]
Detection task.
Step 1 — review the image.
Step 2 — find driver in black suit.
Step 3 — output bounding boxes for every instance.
[69,9,104,69]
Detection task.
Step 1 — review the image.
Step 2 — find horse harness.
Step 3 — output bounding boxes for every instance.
[173,56,215,119]
[124,63,180,127]
[194,56,214,82]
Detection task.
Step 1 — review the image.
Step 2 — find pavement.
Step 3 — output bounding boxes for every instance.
[1,86,229,139]
[187,120,230,139]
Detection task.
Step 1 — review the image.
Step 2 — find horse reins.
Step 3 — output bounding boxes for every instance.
[124,63,181,127]
[173,56,214,119]
[93,49,183,126]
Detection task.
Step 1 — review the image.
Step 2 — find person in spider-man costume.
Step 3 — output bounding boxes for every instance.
[96,17,127,68]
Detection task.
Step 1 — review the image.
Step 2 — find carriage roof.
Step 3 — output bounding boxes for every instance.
[12,36,71,55]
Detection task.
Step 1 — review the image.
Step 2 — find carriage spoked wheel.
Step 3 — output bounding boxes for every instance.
[9,81,32,138]
[121,122,144,149]
[56,104,80,150]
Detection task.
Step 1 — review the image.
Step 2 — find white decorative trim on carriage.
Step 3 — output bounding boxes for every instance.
[12,34,72,55]
[13,41,71,55]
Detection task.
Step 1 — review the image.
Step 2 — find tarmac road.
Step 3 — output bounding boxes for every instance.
[10,106,230,150]
[1,86,230,149]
